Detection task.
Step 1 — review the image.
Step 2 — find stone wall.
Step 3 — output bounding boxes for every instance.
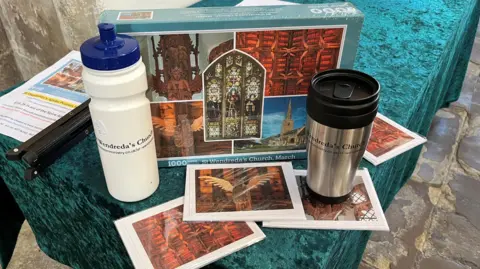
[0,0,102,90]
[0,0,206,91]
[0,15,22,90]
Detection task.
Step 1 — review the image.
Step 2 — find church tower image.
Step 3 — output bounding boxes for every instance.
[281,99,294,135]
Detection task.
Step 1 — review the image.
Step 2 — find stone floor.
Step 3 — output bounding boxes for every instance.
[360,30,480,269]
[3,26,480,269]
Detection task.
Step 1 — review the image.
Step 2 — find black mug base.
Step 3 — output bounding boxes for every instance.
[307,188,351,204]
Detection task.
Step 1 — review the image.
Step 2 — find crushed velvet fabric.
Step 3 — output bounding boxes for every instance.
[1,0,479,268]
[0,175,24,269]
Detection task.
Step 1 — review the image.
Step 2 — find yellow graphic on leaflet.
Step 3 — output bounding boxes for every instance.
[24,91,78,108]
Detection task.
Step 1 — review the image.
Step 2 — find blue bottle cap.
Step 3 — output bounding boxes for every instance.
[80,23,140,71]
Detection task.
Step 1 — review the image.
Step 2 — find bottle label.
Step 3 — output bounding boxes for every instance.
[96,129,154,155]
[306,130,367,155]
[305,117,371,156]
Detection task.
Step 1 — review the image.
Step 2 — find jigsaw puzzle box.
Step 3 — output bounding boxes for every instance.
[100,2,364,167]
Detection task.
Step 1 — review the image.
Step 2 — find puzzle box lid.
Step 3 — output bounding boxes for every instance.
[100,2,364,74]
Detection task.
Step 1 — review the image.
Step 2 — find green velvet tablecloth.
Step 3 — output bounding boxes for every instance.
[1,0,479,268]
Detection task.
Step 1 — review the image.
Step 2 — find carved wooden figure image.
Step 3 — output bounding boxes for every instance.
[150,102,231,158]
[150,34,203,100]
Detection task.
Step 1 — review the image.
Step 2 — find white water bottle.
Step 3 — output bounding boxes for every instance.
[80,23,159,202]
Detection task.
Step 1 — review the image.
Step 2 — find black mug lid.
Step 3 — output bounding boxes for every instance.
[307,69,380,129]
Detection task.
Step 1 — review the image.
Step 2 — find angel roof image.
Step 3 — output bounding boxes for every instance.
[183,162,305,221]
[197,170,284,212]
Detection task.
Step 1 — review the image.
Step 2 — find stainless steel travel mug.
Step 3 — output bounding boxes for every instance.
[306,69,380,204]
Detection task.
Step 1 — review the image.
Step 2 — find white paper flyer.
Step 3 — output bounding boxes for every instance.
[0,51,88,142]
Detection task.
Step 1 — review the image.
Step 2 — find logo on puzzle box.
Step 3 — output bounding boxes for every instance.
[117,11,153,21]
[310,7,358,15]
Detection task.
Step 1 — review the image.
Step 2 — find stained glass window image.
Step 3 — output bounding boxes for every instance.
[203,50,266,141]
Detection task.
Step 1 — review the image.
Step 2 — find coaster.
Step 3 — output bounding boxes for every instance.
[364,113,427,166]
[263,169,389,231]
[115,197,265,269]
[183,162,306,222]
